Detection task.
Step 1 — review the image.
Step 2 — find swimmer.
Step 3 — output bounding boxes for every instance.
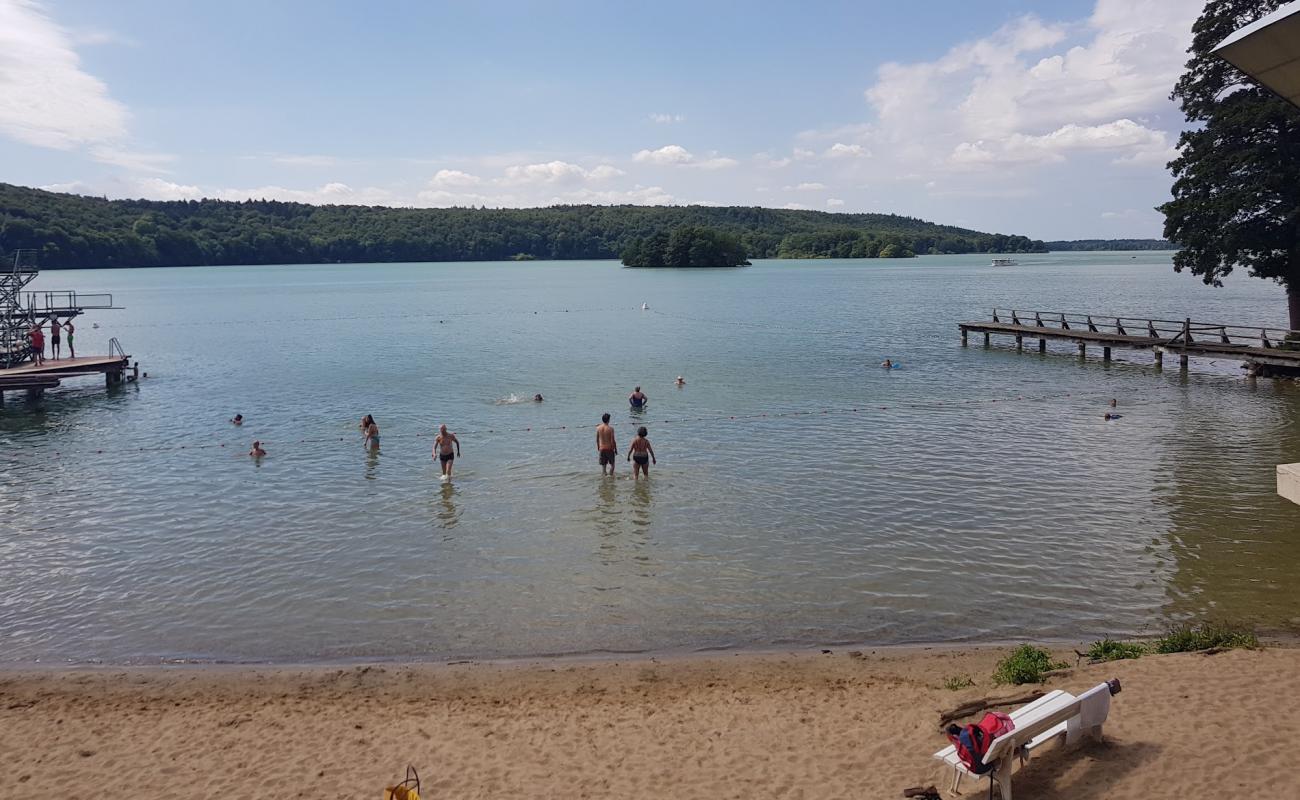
[596,413,618,475]
[361,414,379,450]
[534,393,544,402]
[231,414,243,426]
[434,423,461,480]
[881,359,893,369]
[1109,399,1117,408]
[627,425,656,479]
[629,386,647,409]
[1104,412,1123,420]
[675,376,686,386]
[249,440,266,457]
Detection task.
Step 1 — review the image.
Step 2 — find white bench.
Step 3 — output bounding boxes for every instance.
[932,679,1120,799]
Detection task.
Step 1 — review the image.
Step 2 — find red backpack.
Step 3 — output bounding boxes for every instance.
[946,711,1015,774]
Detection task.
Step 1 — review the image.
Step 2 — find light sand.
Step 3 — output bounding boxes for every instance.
[2,645,1298,799]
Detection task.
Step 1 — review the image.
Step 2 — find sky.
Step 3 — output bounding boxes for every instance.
[0,0,1205,240]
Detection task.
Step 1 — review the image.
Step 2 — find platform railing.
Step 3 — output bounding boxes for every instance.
[987,309,1300,349]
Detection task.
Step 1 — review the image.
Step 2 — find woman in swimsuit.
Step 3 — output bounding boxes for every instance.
[627,426,656,479]
[360,414,379,450]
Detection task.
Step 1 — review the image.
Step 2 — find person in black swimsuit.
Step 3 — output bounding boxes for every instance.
[629,386,647,409]
[627,426,656,479]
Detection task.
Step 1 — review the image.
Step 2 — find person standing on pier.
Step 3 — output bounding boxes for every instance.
[49,317,61,360]
[596,413,618,475]
[27,322,44,366]
[434,424,461,481]
[63,320,75,359]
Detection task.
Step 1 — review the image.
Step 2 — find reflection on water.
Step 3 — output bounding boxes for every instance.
[4,253,1300,664]
[436,482,460,530]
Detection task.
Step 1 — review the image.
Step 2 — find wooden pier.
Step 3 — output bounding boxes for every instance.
[0,350,134,402]
[959,310,1300,375]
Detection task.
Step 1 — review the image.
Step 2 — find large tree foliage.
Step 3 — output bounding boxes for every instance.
[1159,0,1300,326]
[0,182,1046,270]
[621,226,750,267]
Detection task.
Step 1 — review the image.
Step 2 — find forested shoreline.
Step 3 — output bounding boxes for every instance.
[1045,239,1173,251]
[0,183,1048,269]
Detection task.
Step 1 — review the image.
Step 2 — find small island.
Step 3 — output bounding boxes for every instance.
[621,225,751,268]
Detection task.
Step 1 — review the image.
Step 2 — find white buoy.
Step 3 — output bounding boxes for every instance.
[641,303,649,310]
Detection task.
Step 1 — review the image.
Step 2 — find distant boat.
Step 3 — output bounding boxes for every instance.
[990,258,1018,267]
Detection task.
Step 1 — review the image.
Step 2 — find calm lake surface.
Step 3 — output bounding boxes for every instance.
[3,253,1300,664]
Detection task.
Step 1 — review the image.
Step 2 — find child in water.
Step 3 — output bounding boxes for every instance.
[627,426,656,479]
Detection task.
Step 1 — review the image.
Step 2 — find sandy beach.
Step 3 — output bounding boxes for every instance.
[2,644,1298,799]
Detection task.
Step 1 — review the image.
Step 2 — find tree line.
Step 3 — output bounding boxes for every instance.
[1045,239,1174,251]
[0,182,1047,269]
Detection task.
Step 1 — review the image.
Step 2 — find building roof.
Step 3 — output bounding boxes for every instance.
[1214,1,1300,108]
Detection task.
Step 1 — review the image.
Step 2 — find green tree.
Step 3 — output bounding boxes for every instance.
[1159,0,1300,327]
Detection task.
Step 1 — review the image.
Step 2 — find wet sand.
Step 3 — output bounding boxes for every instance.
[2,645,1298,799]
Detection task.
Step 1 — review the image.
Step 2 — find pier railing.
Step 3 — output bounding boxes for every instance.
[988,309,1300,349]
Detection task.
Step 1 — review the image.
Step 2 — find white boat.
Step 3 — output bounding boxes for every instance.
[990,258,1018,267]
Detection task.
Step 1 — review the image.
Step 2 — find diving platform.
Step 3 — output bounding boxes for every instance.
[0,351,134,400]
[959,309,1300,376]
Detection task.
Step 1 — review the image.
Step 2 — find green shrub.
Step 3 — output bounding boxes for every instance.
[1154,621,1258,654]
[1086,638,1147,662]
[992,645,1069,685]
[942,674,975,691]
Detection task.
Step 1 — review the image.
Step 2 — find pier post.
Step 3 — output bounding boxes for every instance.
[1077,342,1086,358]
[1039,339,1046,353]
[1103,346,1111,362]
[961,328,968,347]
[983,332,990,347]
[1179,353,1189,370]
[1016,335,1023,352]
[1155,350,1164,370]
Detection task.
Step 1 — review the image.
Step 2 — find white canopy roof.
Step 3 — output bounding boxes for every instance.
[1214,1,1300,108]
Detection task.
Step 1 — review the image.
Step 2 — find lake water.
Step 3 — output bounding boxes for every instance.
[3,253,1300,664]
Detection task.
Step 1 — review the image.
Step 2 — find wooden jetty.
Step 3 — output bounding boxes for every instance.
[0,348,135,402]
[959,309,1300,375]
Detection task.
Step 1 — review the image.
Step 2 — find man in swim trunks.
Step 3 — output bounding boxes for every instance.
[49,316,61,360]
[434,423,461,479]
[596,412,618,475]
[629,386,647,409]
[27,322,44,365]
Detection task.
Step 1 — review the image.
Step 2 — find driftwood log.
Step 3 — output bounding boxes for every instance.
[937,690,1045,730]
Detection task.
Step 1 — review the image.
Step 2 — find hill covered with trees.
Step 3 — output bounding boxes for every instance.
[0,182,1047,269]
[1045,239,1174,251]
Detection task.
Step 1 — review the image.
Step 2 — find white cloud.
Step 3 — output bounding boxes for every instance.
[826,198,845,208]
[783,182,826,191]
[633,144,737,169]
[949,119,1173,168]
[796,0,1203,189]
[500,160,624,185]
[430,169,483,188]
[634,144,695,165]
[826,143,869,158]
[649,113,685,124]
[272,154,343,167]
[0,0,130,150]
[781,202,809,210]
[88,147,176,173]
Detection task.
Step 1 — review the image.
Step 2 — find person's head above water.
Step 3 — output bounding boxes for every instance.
[232,414,242,422]
[1109,398,1117,407]
[602,413,611,423]
[634,386,641,392]
[534,393,543,402]
[638,426,648,437]
[439,423,448,434]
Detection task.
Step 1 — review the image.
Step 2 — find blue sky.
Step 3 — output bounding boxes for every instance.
[0,0,1201,239]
